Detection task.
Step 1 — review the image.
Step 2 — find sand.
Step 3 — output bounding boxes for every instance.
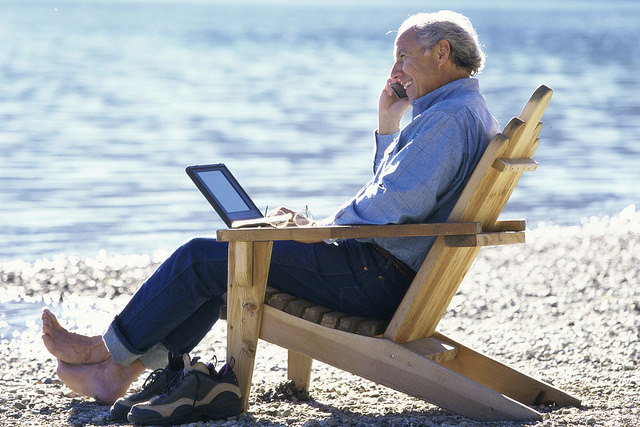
[1,206,638,426]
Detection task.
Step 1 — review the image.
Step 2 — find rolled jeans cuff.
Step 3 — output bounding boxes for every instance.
[103,320,169,370]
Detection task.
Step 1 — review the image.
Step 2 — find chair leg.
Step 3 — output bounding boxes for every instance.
[287,350,312,392]
[226,241,273,412]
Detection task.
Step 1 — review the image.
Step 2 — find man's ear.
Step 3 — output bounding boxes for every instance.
[435,40,451,65]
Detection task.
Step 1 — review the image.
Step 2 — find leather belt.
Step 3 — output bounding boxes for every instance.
[370,244,416,282]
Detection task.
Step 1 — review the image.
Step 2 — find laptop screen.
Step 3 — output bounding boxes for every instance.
[197,170,252,213]
[186,164,263,227]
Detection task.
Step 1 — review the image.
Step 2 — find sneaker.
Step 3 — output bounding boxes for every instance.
[110,352,184,421]
[127,354,242,425]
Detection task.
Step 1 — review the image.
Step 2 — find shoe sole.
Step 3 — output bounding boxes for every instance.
[128,394,242,425]
[110,401,133,421]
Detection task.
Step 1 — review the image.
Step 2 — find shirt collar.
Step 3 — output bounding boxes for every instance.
[411,77,478,119]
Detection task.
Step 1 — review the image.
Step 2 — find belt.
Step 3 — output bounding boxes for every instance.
[370,244,416,282]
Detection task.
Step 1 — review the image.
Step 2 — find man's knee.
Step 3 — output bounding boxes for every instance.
[178,238,228,263]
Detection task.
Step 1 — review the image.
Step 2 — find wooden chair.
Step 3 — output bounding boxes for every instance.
[217,85,581,421]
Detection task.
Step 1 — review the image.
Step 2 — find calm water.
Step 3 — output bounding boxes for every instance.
[2,0,640,262]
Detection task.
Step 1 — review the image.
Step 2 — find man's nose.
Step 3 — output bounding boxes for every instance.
[390,62,403,79]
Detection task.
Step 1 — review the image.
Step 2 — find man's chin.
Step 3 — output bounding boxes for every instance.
[406,86,419,101]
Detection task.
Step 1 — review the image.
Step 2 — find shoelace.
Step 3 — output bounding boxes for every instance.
[158,356,202,398]
[139,368,167,392]
[209,355,218,374]
[159,373,185,397]
[219,356,235,377]
[139,368,181,399]
[159,370,183,395]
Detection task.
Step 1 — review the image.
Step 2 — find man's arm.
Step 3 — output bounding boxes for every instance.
[372,80,413,173]
[326,111,467,228]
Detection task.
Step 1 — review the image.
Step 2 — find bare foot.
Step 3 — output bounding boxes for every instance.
[56,358,145,405]
[41,308,110,365]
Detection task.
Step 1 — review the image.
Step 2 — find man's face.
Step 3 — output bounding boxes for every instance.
[391,29,442,101]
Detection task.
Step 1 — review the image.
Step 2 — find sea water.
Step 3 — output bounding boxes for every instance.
[1,0,640,263]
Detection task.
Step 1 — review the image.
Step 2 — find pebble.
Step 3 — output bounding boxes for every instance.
[1,207,640,426]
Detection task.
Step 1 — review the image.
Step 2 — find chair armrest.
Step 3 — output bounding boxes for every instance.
[216,222,482,242]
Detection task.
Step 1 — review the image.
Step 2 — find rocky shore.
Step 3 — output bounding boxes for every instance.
[1,207,639,426]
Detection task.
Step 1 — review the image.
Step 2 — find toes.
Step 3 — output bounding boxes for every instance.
[49,312,63,329]
[44,309,62,328]
[42,309,65,332]
[42,309,55,326]
[42,317,55,334]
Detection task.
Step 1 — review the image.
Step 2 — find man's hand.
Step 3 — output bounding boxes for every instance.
[267,206,296,219]
[267,206,313,227]
[268,206,322,243]
[378,79,411,135]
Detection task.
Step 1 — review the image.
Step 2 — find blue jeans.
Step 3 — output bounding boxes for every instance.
[103,238,413,368]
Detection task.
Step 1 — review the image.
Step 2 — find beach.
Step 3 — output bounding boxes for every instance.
[1,206,638,426]
[2,1,640,425]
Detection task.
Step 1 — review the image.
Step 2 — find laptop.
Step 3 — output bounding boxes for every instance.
[186,163,290,228]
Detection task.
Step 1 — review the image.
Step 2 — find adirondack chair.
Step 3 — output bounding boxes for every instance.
[216,85,581,421]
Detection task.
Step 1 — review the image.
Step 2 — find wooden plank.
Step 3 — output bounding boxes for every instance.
[519,85,553,128]
[435,331,581,408]
[287,350,313,392]
[384,240,481,342]
[226,240,273,411]
[337,315,365,333]
[444,231,525,247]
[448,133,512,229]
[456,120,542,229]
[492,158,538,172]
[456,122,538,228]
[284,299,315,317]
[230,241,252,287]
[303,306,332,324]
[357,319,388,337]
[402,336,459,364]
[321,311,347,329]
[259,306,541,421]
[268,292,296,310]
[217,222,481,242]
[490,220,526,232]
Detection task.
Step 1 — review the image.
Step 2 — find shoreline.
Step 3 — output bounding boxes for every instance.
[2,205,636,268]
[1,207,639,426]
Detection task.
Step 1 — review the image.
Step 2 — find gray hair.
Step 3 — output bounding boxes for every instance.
[397,11,485,75]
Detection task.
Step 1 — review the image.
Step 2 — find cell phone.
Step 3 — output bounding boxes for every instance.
[390,82,408,99]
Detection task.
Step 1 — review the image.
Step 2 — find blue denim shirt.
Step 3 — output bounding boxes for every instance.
[324,78,499,271]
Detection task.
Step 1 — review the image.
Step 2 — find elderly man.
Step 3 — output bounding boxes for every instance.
[42,10,498,425]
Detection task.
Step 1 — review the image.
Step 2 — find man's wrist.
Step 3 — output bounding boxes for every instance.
[378,114,402,134]
[377,123,400,135]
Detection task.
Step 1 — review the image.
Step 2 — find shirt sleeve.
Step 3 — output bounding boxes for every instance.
[324,110,466,227]
[373,131,399,173]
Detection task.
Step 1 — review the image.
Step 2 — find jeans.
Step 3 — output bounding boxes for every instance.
[103,237,413,369]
